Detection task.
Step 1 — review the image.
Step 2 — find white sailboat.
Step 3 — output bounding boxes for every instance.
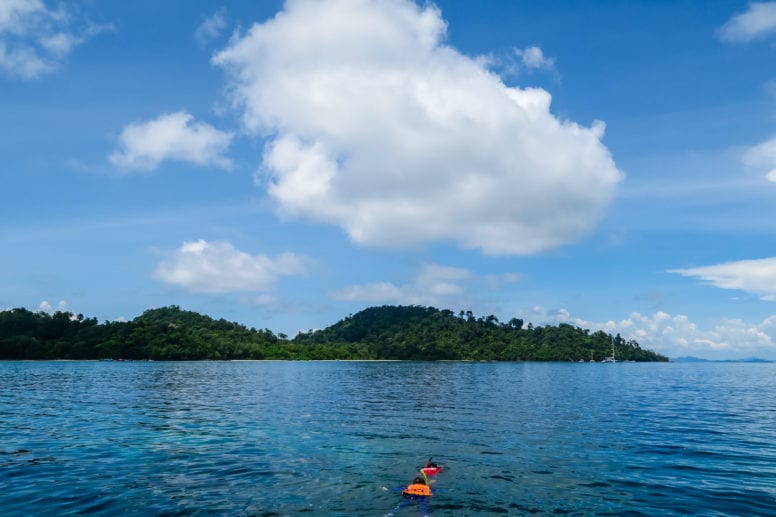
[602,336,617,362]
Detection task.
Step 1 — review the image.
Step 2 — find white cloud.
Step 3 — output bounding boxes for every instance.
[38,299,67,313]
[744,135,776,164]
[484,272,522,289]
[528,306,776,359]
[0,0,109,79]
[195,10,227,46]
[248,293,277,305]
[334,282,405,303]
[718,2,776,43]
[332,263,520,308]
[765,78,776,98]
[669,257,776,300]
[332,263,470,306]
[514,45,556,71]
[110,111,234,171]
[154,239,309,294]
[213,0,622,255]
[743,136,776,182]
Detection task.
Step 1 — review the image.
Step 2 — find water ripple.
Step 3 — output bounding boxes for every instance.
[1,361,776,515]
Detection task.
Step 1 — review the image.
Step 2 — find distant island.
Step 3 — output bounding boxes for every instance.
[671,356,773,363]
[0,305,668,362]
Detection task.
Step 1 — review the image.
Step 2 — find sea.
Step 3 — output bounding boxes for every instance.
[1,361,775,516]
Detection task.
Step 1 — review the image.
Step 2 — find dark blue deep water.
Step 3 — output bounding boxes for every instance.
[1,361,776,516]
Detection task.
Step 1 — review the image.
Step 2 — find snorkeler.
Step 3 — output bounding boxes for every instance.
[385,458,444,516]
[420,457,443,477]
[403,476,432,498]
[388,476,432,515]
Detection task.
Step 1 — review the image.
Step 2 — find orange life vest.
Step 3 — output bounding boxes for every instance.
[402,483,431,497]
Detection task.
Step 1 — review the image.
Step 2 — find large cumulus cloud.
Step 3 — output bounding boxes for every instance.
[213,0,622,255]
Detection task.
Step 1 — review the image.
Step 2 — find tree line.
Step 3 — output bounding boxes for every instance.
[0,305,668,362]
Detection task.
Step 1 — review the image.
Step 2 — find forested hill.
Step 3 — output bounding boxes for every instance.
[0,304,667,361]
[293,306,667,361]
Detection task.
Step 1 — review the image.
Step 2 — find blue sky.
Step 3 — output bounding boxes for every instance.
[2,0,776,359]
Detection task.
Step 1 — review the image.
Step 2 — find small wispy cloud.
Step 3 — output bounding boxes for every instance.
[110,111,234,171]
[154,239,310,294]
[669,257,776,301]
[39,299,68,313]
[763,78,776,98]
[0,0,112,79]
[514,45,556,71]
[742,135,776,182]
[331,264,520,307]
[195,9,227,46]
[484,272,522,289]
[718,2,776,43]
[332,264,470,306]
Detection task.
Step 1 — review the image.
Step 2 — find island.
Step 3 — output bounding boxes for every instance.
[0,305,668,362]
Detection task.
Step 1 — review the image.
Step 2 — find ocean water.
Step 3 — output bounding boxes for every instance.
[1,361,775,516]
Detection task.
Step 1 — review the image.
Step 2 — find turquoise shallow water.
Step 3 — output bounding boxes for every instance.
[1,361,776,516]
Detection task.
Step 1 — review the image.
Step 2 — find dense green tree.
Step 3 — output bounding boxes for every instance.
[0,305,667,362]
[294,306,667,362]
